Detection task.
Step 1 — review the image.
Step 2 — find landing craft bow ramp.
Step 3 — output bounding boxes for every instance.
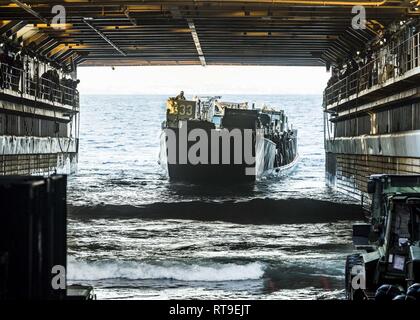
[0,0,418,67]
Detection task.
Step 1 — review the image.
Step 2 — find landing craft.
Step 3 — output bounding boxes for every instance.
[159,95,298,182]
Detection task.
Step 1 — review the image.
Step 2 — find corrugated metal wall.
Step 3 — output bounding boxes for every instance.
[326,152,420,199]
[334,102,420,137]
[0,113,68,137]
[357,114,371,135]
[390,104,413,132]
[414,103,420,130]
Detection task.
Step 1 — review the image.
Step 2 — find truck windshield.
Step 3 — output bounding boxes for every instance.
[384,176,420,194]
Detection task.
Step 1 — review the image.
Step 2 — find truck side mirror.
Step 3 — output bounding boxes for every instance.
[353,223,371,246]
[367,180,376,194]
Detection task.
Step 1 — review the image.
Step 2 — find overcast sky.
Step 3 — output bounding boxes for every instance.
[77,66,330,95]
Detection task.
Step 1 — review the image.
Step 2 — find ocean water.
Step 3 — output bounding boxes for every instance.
[67,94,362,300]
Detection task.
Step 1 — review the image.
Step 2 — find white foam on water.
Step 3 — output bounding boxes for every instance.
[68,257,265,282]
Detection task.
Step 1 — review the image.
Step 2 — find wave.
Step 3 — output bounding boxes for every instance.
[67,258,265,282]
[67,258,345,291]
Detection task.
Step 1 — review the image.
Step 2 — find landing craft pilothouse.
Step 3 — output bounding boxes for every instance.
[159,94,298,182]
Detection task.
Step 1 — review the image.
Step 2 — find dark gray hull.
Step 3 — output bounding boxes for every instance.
[159,124,298,182]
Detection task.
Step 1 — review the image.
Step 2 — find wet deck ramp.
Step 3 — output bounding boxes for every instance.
[69,198,364,224]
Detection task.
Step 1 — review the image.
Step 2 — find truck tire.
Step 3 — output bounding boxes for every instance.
[345,254,364,301]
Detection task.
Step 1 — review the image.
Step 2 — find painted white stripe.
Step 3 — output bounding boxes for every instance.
[326,130,420,158]
[0,136,77,155]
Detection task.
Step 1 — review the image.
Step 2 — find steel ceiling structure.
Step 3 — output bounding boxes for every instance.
[0,1,418,67]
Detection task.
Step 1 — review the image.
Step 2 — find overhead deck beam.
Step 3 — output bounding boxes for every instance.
[0,1,417,66]
[1,20,27,38]
[82,18,126,56]
[187,19,206,66]
[9,0,48,24]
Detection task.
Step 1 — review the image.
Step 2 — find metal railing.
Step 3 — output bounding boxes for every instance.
[324,32,420,108]
[0,63,79,109]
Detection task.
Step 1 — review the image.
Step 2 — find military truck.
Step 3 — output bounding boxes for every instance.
[345,174,420,300]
